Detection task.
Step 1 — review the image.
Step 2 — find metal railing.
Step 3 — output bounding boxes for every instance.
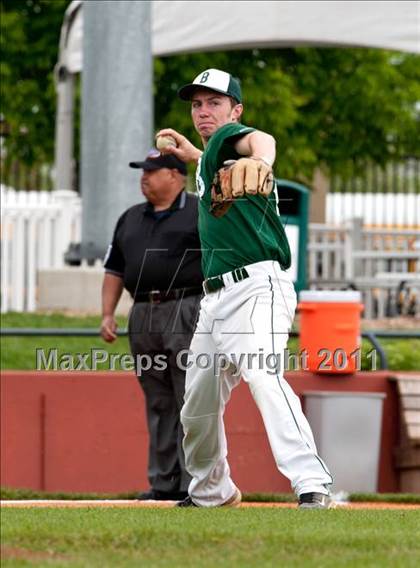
[3,328,419,370]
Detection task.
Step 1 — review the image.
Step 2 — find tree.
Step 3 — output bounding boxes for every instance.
[0,0,69,167]
[155,48,420,181]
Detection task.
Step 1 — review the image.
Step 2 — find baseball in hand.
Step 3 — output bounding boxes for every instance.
[156,134,177,151]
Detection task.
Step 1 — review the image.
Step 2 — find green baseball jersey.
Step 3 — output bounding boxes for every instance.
[195,122,291,278]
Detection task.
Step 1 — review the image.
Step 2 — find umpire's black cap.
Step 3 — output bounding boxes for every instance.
[129,149,187,175]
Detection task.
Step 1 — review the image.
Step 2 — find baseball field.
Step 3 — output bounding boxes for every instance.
[2,313,420,567]
[2,504,420,567]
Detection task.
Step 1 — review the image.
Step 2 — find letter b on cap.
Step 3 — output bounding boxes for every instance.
[199,71,210,84]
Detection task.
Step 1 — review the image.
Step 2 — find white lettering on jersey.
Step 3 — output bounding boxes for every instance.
[195,156,206,198]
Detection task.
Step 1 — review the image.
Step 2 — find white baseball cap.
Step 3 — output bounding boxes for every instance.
[178,68,242,103]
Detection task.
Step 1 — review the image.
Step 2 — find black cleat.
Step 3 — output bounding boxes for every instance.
[298,492,336,509]
[136,490,188,501]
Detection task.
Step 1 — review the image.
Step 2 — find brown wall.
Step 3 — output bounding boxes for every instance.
[1,371,399,494]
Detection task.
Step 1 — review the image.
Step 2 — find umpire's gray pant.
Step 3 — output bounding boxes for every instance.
[129,294,201,493]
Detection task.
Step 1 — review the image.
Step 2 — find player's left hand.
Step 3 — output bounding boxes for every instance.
[209,158,274,217]
[229,158,274,197]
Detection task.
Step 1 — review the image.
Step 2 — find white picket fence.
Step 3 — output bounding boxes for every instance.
[1,187,419,317]
[309,220,420,318]
[326,192,420,227]
[1,186,81,312]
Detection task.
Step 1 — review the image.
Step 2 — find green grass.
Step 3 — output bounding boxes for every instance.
[349,493,420,504]
[1,508,419,567]
[0,487,138,501]
[1,313,419,371]
[1,313,130,371]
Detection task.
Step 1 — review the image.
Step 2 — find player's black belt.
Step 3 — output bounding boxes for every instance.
[135,286,202,304]
[203,267,249,295]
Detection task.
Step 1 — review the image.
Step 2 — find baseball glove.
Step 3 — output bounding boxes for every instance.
[209,158,274,218]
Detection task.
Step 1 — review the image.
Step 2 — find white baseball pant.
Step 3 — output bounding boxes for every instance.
[181,260,333,506]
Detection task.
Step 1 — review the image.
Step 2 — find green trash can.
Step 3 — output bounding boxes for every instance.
[276,179,310,293]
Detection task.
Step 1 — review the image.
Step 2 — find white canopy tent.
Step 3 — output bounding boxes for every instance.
[152,1,419,54]
[62,0,419,75]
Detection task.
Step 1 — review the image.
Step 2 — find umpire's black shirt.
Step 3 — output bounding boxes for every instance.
[104,190,203,298]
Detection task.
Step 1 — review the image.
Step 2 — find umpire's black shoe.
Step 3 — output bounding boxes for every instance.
[176,496,198,507]
[136,490,189,501]
[298,492,336,509]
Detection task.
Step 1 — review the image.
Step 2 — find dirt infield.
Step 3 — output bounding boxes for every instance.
[1,499,419,510]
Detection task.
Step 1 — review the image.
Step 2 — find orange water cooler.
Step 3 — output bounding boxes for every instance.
[298,291,364,374]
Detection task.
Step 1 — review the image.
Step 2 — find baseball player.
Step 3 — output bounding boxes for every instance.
[157,68,334,509]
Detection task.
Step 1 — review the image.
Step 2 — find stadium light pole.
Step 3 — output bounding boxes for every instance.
[81,0,153,261]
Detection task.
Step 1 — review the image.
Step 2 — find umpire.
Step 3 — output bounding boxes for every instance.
[101,149,203,501]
